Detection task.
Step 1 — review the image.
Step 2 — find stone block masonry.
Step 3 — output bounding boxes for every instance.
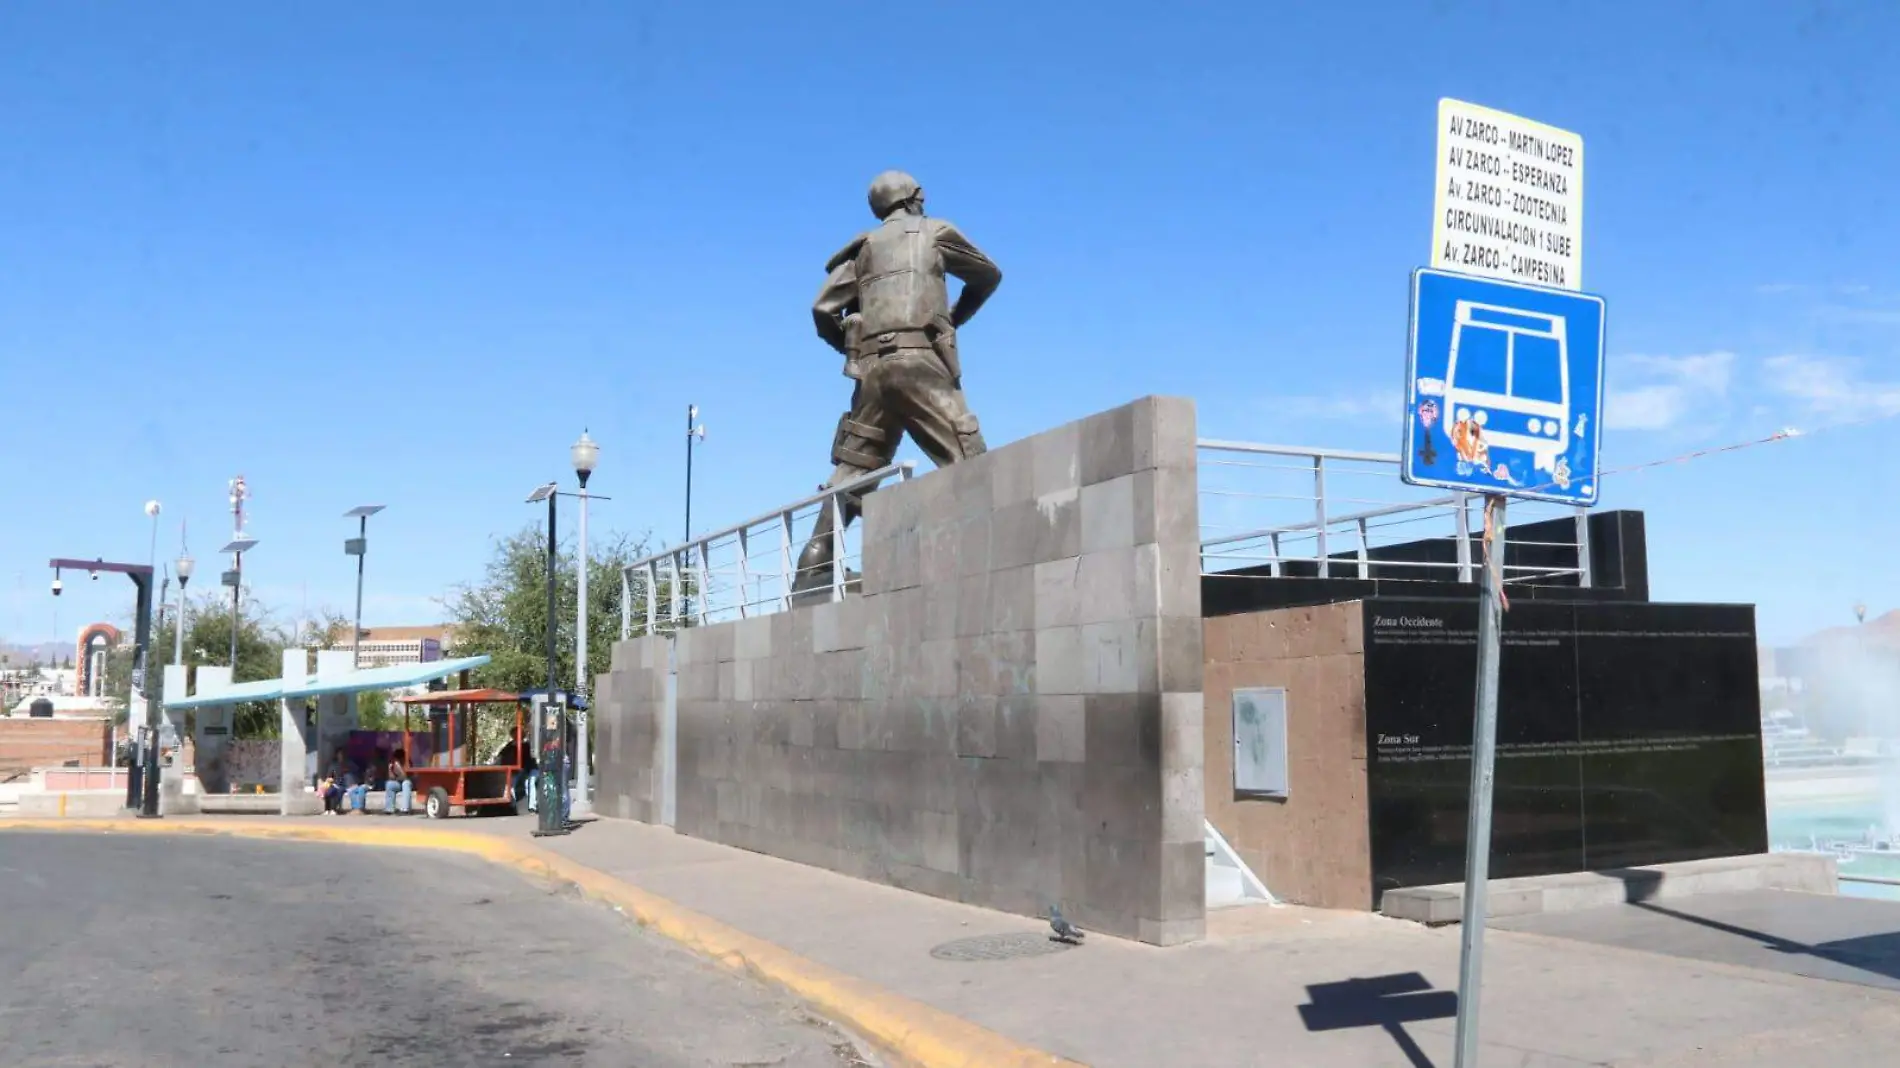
[596,396,1206,944]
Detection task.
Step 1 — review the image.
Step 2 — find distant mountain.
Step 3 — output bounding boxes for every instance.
[0,641,69,666]
[1803,609,1900,651]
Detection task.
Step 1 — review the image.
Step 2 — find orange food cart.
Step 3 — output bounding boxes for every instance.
[393,688,529,818]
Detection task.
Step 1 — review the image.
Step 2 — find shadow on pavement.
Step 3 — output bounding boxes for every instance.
[1632,899,1900,984]
[1297,972,1456,1068]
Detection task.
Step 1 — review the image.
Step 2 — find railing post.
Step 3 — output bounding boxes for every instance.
[1574,507,1593,588]
[669,553,683,630]
[779,510,795,612]
[1313,455,1329,578]
[735,528,751,619]
[646,561,658,636]
[620,567,631,640]
[1455,495,1474,584]
[1356,517,1370,580]
[695,541,712,627]
[1270,532,1283,578]
[828,490,846,602]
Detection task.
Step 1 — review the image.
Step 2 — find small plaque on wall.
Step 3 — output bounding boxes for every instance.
[1233,687,1288,798]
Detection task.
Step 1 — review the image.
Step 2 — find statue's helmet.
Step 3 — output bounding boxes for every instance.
[868,170,922,219]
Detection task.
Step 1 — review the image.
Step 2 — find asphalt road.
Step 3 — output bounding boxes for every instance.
[0,832,873,1068]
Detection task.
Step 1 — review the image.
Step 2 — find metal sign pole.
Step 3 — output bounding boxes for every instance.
[1453,493,1507,1068]
[534,489,570,837]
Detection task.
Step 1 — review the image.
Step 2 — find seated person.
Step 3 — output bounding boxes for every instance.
[320,747,355,814]
[346,749,384,813]
[494,736,535,810]
[382,747,414,815]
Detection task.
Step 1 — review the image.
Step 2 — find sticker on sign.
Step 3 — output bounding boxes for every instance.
[1431,99,1584,291]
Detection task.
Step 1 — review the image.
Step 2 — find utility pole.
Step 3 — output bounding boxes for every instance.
[344,506,386,668]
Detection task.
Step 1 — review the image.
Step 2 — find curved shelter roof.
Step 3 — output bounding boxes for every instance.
[162,654,492,710]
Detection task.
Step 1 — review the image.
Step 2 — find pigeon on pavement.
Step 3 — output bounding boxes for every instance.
[1049,904,1085,944]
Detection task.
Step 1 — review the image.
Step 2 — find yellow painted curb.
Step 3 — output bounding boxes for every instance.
[1,819,1085,1068]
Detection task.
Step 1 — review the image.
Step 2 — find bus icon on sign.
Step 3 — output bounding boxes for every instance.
[1444,301,1570,474]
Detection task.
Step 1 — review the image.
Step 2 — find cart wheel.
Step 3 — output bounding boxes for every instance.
[426,786,450,819]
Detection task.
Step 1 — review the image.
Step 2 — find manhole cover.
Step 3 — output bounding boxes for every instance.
[929,932,1076,962]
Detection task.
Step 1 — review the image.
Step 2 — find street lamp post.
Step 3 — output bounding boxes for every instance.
[526,482,568,837]
[344,505,387,668]
[224,477,250,669]
[142,501,162,760]
[50,558,158,817]
[1855,601,1870,737]
[221,535,259,670]
[174,550,194,666]
[684,405,706,543]
[571,431,599,818]
[145,500,162,572]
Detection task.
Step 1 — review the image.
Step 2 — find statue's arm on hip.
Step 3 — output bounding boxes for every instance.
[811,256,859,356]
[935,220,1002,328]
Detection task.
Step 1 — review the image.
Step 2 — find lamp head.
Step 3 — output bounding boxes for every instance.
[571,430,599,486]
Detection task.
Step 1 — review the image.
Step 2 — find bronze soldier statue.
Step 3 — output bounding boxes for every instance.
[791,170,1003,598]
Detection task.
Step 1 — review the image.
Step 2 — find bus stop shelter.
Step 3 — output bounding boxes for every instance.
[163,648,491,815]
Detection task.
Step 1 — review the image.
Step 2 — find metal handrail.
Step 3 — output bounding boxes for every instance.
[1196,438,1591,586]
[624,462,914,573]
[1204,492,1467,551]
[619,462,915,639]
[1197,439,1402,464]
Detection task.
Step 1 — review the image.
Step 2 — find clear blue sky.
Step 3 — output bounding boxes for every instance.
[3,1,1895,649]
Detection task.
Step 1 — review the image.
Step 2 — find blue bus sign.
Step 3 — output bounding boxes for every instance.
[1402,267,1606,505]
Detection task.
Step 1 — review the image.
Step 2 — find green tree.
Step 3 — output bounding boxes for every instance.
[445,524,687,696]
[295,611,351,652]
[356,689,402,731]
[103,589,291,739]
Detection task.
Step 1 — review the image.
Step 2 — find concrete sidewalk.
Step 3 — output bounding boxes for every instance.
[12,812,1900,1067]
[473,817,1900,1068]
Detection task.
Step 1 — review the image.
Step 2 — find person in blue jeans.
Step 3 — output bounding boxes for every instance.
[382,747,414,815]
[347,749,385,814]
[319,747,355,814]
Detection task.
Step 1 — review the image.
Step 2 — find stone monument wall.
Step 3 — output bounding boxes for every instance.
[596,396,1206,944]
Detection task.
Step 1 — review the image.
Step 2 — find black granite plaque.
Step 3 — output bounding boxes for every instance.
[1361,597,1766,905]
